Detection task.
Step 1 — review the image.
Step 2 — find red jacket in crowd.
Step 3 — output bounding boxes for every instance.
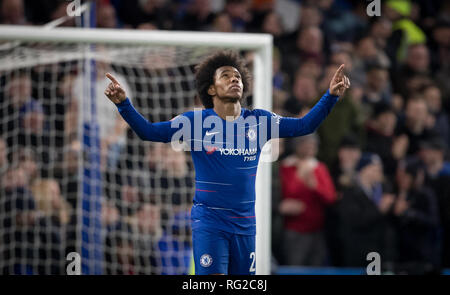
[280,159,337,233]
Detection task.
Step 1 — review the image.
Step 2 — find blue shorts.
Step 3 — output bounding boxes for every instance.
[192,227,256,275]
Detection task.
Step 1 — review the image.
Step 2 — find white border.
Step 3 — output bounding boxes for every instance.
[0,25,273,274]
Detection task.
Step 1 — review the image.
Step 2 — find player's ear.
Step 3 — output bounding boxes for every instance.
[207,85,216,96]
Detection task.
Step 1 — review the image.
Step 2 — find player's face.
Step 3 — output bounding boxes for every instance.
[210,66,243,102]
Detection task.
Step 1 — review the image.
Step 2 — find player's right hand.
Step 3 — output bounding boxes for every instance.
[105,73,126,104]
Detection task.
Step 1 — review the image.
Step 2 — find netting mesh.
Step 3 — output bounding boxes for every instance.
[0,40,241,274]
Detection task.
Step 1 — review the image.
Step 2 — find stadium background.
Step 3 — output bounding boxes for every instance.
[0,0,449,275]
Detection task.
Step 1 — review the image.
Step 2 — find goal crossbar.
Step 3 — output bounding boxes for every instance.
[0,25,271,48]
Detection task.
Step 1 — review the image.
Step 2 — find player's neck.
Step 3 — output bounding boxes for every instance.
[212,99,241,121]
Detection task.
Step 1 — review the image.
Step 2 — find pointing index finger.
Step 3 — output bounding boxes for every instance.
[333,64,345,81]
[106,73,119,85]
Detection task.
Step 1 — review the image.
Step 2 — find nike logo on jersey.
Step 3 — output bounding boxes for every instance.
[205,131,220,136]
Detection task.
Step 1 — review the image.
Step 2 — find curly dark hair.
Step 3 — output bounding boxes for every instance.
[195,50,251,109]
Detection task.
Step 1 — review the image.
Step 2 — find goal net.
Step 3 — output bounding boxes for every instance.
[0,26,272,275]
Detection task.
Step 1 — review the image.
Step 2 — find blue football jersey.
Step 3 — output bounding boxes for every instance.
[116,90,339,235]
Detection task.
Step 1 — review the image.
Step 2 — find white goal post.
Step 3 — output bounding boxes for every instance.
[0,25,273,275]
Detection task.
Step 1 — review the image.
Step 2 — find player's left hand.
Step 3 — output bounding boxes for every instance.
[105,73,126,104]
[329,64,350,96]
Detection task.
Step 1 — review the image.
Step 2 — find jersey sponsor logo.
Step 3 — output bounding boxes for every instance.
[200,254,213,267]
[205,146,258,156]
[219,148,257,156]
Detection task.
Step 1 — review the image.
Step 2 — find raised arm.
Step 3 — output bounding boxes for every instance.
[276,64,350,138]
[105,73,173,142]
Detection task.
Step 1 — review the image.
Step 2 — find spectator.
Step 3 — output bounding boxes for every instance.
[117,0,173,29]
[335,153,396,268]
[326,134,362,266]
[175,0,215,31]
[96,2,119,29]
[422,83,449,145]
[54,137,80,210]
[272,47,290,111]
[395,96,434,156]
[363,60,392,107]
[101,198,121,231]
[369,17,393,51]
[210,12,233,32]
[418,137,450,267]
[0,0,28,25]
[355,38,391,84]
[102,198,131,275]
[105,233,137,275]
[124,201,191,274]
[58,72,78,144]
[260,10,284,37]
[394,43,430,97]
[143,142,194,206]
[10,147,40,186]
[279,133,336,266]
[298,3,323,29]
[283,72,318,116]
[1,165,29,196]
[296,26,324,73]
[2,72,53,176]
[130,202,163,274]
[384,0,426,65]
[248,9,284,40]
[1,165,38,274]
[117,182,142,217]
[2,72,34,136]
[330,134,362,193]
[365,103,403,178]
[31,178,72,274]
[31,178,72,226]
[19,98,45,132]
[321,0,367,43]
[429,17,450,74]
[281,25,324,79]
[430,18,450,104]
[393,157,440,274]
[223,0,252,32]
[146,143,189,178]
[17,99,49,148]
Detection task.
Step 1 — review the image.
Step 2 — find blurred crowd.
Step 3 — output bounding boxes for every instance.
[0,0,449,274]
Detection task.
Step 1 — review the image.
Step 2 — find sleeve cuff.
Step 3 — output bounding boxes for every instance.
[115,97,131,108]
[326,89,339,99]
